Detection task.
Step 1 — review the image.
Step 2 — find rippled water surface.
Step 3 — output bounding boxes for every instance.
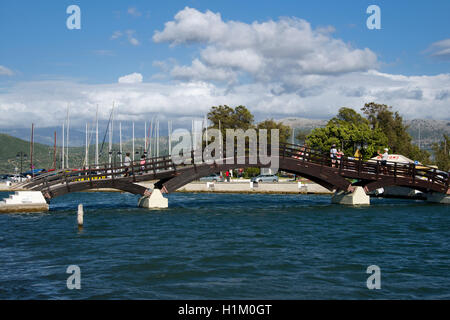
[0,191,449,299]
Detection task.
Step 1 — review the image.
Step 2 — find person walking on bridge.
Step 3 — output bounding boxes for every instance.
[124,153,132,177]
[330,144,337,167]
[336,149,344,166]
[140,154,146,175]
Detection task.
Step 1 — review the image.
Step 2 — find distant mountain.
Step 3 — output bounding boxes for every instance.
[277,117,327,131]
[405,119,450,150]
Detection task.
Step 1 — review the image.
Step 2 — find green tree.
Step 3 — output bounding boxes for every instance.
[207,105,254,134]
[432,134,450,171]
[306,107,388,159]
[361,102,430,163]
[256,119,292,144]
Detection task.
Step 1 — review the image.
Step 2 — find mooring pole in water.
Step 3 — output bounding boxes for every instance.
[77,204,84,227]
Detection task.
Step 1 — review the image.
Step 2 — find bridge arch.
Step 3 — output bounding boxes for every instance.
[41,179,148,199]
[158,157,353,193]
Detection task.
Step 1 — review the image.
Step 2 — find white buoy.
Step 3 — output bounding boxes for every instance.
[77,204,84,226]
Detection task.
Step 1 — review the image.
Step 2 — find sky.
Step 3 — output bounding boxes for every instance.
[0,0,449,132]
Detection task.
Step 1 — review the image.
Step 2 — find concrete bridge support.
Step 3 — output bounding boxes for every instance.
[331,186,370,205]
[426,192,450,204]
[138,189,168,209]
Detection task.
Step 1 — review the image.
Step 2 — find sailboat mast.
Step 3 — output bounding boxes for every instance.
[109,116,112,166]
[85,123,89,167]
[53,131,57,170]
[30,123,34,175]
[168,120,172,156]
[149,117,153,157]
[95,104,99,167]
[66,106,70,168]
[119,122,123,165]
[62,122,65,169]
[156,120,160,157]
[144,122,147,156]
[132,122,135,161]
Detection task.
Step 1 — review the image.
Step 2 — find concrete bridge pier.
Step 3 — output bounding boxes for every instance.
[331,186,370,205]
[426,192,450,204]
[138,188,168,209]
[0,191,49,213]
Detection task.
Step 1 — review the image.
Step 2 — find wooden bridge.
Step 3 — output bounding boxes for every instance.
[13,142,449,204]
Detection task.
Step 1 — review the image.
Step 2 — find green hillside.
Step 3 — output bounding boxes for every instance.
[0,133,171,174]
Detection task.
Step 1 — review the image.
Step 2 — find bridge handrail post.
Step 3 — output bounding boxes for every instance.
[88,165,92,188]
[151,157,156,175]
[357,157,361,176]
[394,162,397,182]
[376,161,380,179]
[111,162,115,181]
[191,150,197,172]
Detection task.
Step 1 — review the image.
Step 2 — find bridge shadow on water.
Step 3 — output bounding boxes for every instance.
[46,191,435,213]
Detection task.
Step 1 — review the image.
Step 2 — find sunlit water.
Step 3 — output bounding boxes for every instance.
[0,191,449,299]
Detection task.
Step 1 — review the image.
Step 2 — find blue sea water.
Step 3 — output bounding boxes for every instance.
[0,191,449,299]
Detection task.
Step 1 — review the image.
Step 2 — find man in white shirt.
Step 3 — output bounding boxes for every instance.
[330,144,337,167]
[124,153,132,176]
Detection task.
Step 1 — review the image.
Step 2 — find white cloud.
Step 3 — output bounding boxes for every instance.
[429,38,450,60]
[118,73,143,83]
[0,65,14,76]
[170,59,237,83]
[111,30,140,46]
[153,7,378,84]
[127,7,142,17]
[111,31,122,39]
[0,7,449,131]
[0,70,448,129]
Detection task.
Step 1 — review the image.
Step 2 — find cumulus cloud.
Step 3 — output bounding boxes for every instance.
[0,70,448,129]
[153,7,378,85]
[0,65,14,76]
[1,7,449,131]
[118,72,143,83]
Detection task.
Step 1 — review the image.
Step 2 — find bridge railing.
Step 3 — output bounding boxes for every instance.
[280,142,448,190]
[19,141,449,193]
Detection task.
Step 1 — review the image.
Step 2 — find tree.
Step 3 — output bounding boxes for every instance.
[256,119,292,144]
[361,102,430,163]
[207,105,254,130]
[306,107,388,160]
[432,134,450,171]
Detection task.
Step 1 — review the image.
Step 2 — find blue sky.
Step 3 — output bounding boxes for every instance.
[1,0,449,83]
[0,0,449,130]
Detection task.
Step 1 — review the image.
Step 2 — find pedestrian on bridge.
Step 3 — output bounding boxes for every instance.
[140,154,146,174]
[124,153,132,177]
[330,144,337,167]
[336,149,344,166]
